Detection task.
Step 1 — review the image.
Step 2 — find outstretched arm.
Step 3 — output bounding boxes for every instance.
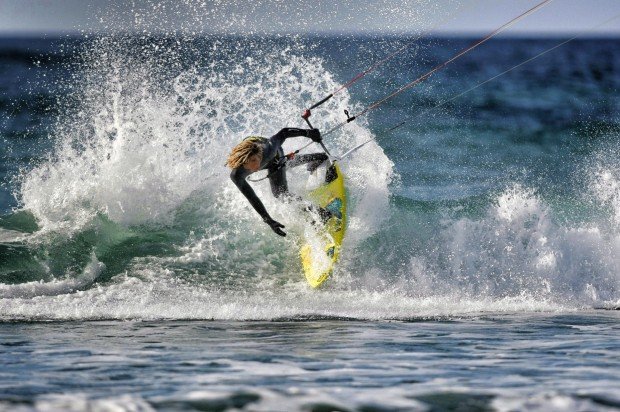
[270,128,322,147]
[230,168,286,236]
[230,168,270,220]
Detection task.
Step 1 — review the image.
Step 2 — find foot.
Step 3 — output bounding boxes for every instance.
[318,206,333,223]
[306,154,328,173]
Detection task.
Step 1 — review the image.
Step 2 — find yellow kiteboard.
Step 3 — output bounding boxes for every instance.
[300,162,347,288]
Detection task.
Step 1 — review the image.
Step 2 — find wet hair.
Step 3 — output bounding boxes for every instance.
[226,139,263,169]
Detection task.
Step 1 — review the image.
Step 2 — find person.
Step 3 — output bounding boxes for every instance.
[227,128,328,237]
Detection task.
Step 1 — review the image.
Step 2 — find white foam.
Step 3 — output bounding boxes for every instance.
[0,228,29,244]
[31,393,154,412]
[0,253,104,300]
[0,262,564,321]
[493,392,610,412]
[403,184,620,308]
[593,166,620,228]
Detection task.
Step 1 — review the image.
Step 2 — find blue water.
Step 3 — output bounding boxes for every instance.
[0,29,619,411]
[1,315,619,411]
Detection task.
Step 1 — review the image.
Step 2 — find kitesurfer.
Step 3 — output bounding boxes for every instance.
[227,128,328,237]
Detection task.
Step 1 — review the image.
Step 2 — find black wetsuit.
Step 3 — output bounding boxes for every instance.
[230,128,327,223]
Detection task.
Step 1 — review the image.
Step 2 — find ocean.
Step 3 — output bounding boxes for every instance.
[0,32,619,411]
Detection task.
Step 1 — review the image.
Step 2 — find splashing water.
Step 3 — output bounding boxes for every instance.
[18,36,391,234]
[2,22,620,320]
[2,32,400,318]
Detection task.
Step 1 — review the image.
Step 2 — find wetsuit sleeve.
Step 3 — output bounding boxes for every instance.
[230,168,271,221]
[270,128,313,147]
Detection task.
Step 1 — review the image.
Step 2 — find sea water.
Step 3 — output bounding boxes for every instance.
[1,14,619,412]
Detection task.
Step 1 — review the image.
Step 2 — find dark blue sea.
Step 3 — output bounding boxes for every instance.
[1,31,619,411]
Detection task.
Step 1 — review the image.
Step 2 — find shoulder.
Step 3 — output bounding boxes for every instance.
[230,167,250,182]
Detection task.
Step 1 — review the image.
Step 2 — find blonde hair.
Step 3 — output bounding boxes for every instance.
[226,138,263,169]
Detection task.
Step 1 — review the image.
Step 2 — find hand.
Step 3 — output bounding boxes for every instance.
[264,217,286,237]
[307,129,322,143]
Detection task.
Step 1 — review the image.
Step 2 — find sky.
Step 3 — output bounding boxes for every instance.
[0,0,619,36]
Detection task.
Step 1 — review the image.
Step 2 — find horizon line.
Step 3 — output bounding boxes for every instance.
[0,30,618,39]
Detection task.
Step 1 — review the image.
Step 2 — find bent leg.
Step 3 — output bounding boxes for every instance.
[287,152,328,173]
[268,152,327,198]
[270,153,333,222]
